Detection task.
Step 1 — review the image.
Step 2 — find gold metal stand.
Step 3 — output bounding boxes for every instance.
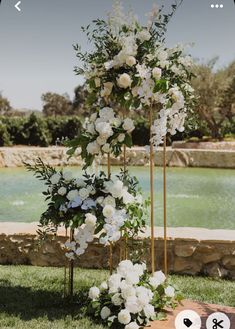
[149,107,155,274]
[68,228,74,297]
[163,136,168,275]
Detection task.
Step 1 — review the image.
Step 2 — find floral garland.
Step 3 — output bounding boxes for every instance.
[80,260,181,329]
[25,159,148,259]
[74,1,194,148]
[66,107,135,169]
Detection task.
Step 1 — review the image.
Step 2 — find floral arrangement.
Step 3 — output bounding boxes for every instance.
[66,107,135,169]
[81,260,181,329]
[73,1,194,149]
[25,159,148,259]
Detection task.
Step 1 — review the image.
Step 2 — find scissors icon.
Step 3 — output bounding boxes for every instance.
[213,318,224,329]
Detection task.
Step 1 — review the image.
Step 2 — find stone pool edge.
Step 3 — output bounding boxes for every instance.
[0,222,234,279]
[1,146,235,168]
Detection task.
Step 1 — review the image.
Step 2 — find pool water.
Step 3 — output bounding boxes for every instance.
[0,166,234,229]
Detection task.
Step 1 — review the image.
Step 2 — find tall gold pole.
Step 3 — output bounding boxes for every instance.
[163,136,168,275]
[69,228,74,297]
[63,228,68,298]
[149,107,155,274]
[107,153,113,274]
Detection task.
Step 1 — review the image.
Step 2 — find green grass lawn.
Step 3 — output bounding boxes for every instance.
[0,266,234,329]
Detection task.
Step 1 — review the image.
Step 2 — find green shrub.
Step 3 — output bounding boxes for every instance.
[0,120,11,146]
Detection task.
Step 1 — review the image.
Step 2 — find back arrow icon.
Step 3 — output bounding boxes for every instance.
[15,1,21,12]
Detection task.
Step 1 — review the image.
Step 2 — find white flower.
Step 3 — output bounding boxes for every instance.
[67,189,79,201]
[100,306,111,319]
[118,133,125,143]
[122,189,135,204]
[143,304,155,318]
[133,263,145,277]
[103,205,115,218]
[152,67,162,80]
[153,270,166,284]
[121,285,136,300]
[102,143,111,153]
[117,260,134,278]
[86,123,96,135]
[100,281,108,290]
[125,322,139,329]
[137,29,151,42]
[125,296,142,314]
[95,122,113,139]
[123,118,135,133]
[79,187,90,200]
[149,276,161,289]
[157,50,168,61]
[94,77,101,87]
[65,252,75,260]
[165,286,175,298]
[101,82,113,97]
[90,112,97,122]
[86,141,100,155]
[110,180,124,198]
[103,195,116,208]
[88,286,100,300]
[96,136,107,146]
[96,196,104,205]
[75,178,86,188]
[50,173,61,185]
[85,213,97,227]
[108,274,122,293]
[99,107,115,120]
[63,171,73,181]
[58,186,67,196]
[125,56,136,67]
[111,293,123,306]
[136,286,153,306]
[118,309,131,325]
[117,73,132,89]
[125,272,139,285]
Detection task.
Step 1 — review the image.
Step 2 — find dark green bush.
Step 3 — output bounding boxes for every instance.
[0,120,11,146]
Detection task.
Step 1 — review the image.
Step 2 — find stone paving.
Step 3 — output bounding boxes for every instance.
[147,300,235,329]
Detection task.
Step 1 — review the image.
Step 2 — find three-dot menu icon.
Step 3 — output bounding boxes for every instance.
[211,4,224,8]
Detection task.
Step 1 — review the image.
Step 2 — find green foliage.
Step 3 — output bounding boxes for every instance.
[0,120,11,146]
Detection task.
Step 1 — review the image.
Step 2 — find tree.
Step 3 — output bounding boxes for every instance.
[42,92,72,116]
[72,85,91,116]
[0,93,11,115]
[192,59,235,139]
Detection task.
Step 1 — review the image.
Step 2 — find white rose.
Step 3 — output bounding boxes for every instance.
[125,56,136,67]
[118,133,125,143]
[58,186,67,196]
[125,322,139,329]
[110,180,124,198]
[117,260,134,278]
[88,286,100,300]
[165,286,175,298]
[143,304,155,318]
[94,77,101,87]
[149,276,161,289]
[158,50,168,61]
[121,285,136,300]
[117,73,132,89]
[100,306,111,320]
[138,29,151,42]
[125,296,142,314]
[152,67,162,80]
[101,82,113,97]
[85,213,97,227]
[96,196,104,205]
[153,270,166,284]
[79,187,90,200]
[97,136,107,146]
[122,189,135,205]
[63,171,73,181]
[75,178,86,188]
[111,293,123,306]
[87,123,96,135]
[86,141,100,155]
[123,118,135,133]
[67,189,79,201]
[100,281,108,290]
[95,122,113,139]
[103,205,115,218]
[125,272,139,285]
[118,309,131,325]
[133,263,145,277]
[108,274,122,293]
[102,143,111,153]
[103,195,116,208]
[50,173,61,185]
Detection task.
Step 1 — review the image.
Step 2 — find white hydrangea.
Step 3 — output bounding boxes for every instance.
[88,286,100,300]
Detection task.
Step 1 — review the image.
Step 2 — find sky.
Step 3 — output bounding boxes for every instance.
[0,0,235,110]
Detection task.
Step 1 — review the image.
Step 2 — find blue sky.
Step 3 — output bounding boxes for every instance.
[0,0,234,110]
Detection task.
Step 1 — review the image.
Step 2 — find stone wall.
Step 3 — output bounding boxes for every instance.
[1,229,234,279]
[0,146,235,168]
